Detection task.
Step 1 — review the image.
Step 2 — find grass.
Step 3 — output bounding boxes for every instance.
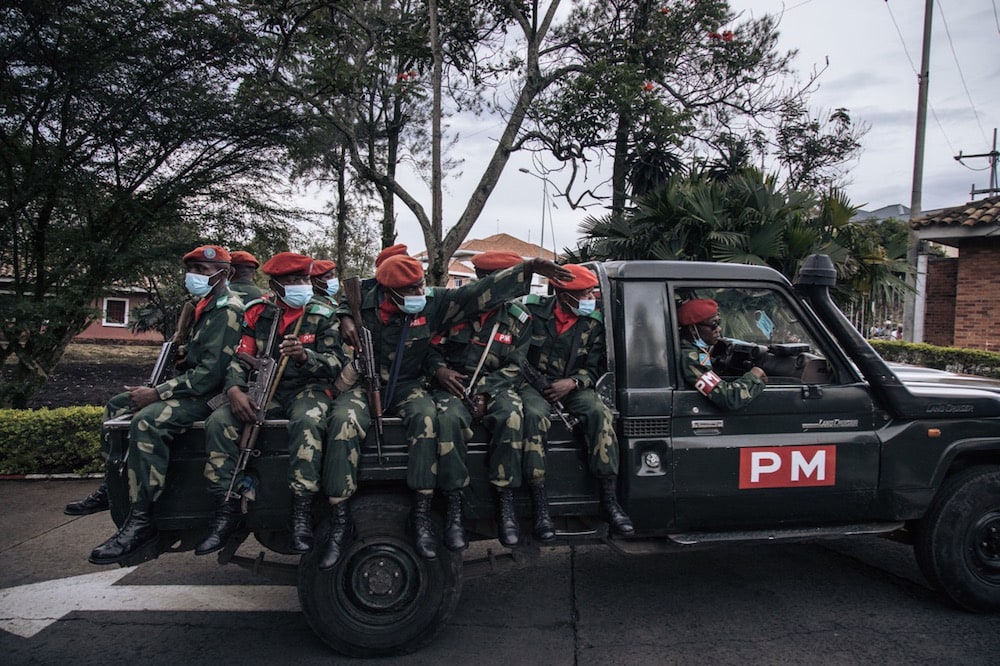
[60,342,161,364]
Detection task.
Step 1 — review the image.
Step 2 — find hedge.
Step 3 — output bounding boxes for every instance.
[0,407,104,475]
[870,340,1000,380]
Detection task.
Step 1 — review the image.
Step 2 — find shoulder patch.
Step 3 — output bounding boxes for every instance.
[508,302,529,323]
[587,309,604,323]
[307,302,335,318]
[426,287,437,298]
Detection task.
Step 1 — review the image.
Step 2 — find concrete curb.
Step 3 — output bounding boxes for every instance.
[0,473,104,480]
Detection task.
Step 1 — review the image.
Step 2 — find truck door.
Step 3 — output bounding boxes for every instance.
[669,284,881,530]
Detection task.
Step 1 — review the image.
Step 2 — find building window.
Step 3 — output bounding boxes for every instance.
[453,278,465,287]
[103,298,128,327]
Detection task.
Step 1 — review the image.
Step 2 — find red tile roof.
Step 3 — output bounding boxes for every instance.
[911,195,1000,229]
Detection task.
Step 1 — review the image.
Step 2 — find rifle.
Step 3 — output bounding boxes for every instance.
[343,276,384,463]
[225,305,302,503]
[520,362,580,430]
[147,301,196,387]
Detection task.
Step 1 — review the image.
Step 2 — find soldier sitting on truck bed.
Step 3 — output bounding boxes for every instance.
[228,251,265,302]
[332,254,572,564]
[310,259,340,307]
[521,264,634,536]
[426,251,554,548]
[677,298,767,410]
[86,245,244,565]
[196,252,347,558]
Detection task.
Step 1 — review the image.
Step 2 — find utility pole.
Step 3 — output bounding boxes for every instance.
[902,0,933,343]
[955,128,1000,199]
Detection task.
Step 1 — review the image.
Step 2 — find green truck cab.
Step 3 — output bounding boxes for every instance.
[103,255,1000,657]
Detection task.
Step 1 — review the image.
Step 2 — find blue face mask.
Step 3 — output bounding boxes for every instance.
[281,284,313,308]
[401,294,426,314]
[572,298,596,316]
[184,268,224,298]
[325,278,340,297]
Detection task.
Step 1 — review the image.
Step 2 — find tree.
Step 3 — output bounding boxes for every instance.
[0,0,298,407]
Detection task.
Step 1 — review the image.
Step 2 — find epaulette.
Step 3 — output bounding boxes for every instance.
[508,302,529,323]
[426,287,437,298]
[307,302,335,318]
[587,309,604,323]
[243,297,269,310]
[523,294,543,305]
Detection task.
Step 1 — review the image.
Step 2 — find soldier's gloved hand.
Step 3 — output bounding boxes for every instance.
[542,377,575,403]
[527,258,573,283]
[125,385,159,409]
[228,386,259,423]
[339,315,360,351]
[435,367,468,399]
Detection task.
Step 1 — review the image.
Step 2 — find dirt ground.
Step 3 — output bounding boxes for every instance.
[7,343,160,409]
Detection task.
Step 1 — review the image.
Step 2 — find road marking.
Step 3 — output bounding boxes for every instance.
[0,568,299,638]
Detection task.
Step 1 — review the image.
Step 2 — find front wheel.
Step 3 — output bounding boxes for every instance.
[297,493,463,657]
[914,465,1000,612]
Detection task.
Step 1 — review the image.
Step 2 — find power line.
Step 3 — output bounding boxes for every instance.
[936,0,989,144]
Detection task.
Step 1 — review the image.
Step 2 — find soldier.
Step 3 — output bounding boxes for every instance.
[229,251,265,302]
[677,298,766,410]
[196,252,346,557]
[331,254,570,563]
[521,264,634,536]
[310,259,339,307]
[87,245,243,564]
[427,251,552,547]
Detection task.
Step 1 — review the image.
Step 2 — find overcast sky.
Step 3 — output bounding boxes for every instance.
[306,1,1000,257]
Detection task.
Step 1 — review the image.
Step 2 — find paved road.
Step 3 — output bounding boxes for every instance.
[1,480,997,665]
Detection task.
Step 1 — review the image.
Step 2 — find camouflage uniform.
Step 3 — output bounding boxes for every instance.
[679,338,765,410]
[203,297,345,496]
[327,264,535,494]
[521,293,618,478]
[229,279,264,302]
[105,290,243,504]
[427,300,546,488]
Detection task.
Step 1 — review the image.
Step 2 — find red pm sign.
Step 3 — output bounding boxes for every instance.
[738,445,837,489]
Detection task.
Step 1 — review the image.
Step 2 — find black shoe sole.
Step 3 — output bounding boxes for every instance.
[64,504,110,516]
[88,533,159,566]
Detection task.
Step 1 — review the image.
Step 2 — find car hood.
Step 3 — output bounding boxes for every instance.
[887,362,1000,394]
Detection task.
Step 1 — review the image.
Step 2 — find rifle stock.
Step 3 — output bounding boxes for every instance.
[147,301,196,387]
[343,276,384,463]
[520,362,580,430]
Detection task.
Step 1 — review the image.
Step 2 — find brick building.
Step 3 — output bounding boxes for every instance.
[913,196,1000,352]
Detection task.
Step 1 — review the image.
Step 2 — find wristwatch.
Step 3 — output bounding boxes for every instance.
[572,377,584,391]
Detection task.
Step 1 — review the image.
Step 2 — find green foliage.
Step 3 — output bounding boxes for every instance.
[0,407,103,475]
[871,341,1000,380]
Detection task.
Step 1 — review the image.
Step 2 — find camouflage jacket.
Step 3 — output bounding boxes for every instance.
[229,279,264,302]
[427,300,532,394]
[679,338,765,410]
[338,263,535,387]
[521,294,605,389]
[225,296,345,395]
[156,289,243,401]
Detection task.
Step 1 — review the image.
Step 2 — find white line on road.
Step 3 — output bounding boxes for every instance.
[0,568,299,638]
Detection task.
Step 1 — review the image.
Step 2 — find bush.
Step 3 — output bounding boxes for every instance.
[870,340,1000,379]
[0,407,104,475]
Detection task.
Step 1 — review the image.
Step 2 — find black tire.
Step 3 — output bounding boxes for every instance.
[297,493,463,658]
[914,466,1000,612]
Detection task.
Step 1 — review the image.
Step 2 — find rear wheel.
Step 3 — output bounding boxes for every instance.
[914,466,1000,612]
[297,493,463,657]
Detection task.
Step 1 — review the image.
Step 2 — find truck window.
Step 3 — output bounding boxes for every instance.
[674,286,837,385]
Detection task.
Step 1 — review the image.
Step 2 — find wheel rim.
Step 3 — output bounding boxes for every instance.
[968,509,1000,583]
[339,541,425,624]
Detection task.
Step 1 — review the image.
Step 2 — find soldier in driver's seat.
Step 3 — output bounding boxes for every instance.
[677,298,767,411]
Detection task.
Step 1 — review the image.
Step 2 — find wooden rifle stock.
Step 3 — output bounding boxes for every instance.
[343,277,384,463]
[148,301,196,387]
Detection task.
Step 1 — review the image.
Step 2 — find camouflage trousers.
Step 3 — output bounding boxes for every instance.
[327,380,470,494]
[103,391,213,504]
[458,385,548,488]
[203,386,334,496]
[520,385,619,478]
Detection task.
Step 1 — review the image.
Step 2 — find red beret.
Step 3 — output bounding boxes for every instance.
[261,252,313,277]
[472,251,523,272]
[677,299,719,326]
[230,251,259,267]
[310,259,337,277]
[550,264,598,291]
[183,245,231,264]
[375,244,409,268]
[376,255,424,288]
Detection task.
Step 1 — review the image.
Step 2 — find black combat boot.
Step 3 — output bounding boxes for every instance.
[290,493,315,553]
[64,482,110,516]
[443,490,468,552]
[495,487,520,547]
[409,491,438,560]
[194,495,243,556]
[599,477,634,536]
[88,501,158,565]
[529,483,556,542]
[318,501,353,571]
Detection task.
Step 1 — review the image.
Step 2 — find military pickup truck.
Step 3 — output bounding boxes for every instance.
[103,254,1000,657]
